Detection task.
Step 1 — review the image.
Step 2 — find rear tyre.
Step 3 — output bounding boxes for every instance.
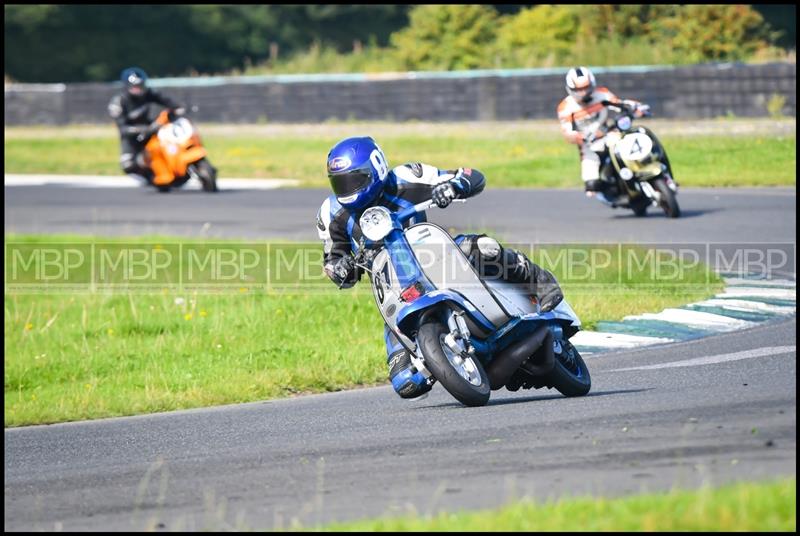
[545,339,591,397]
[417,320,490,407]
[652,177,680,218]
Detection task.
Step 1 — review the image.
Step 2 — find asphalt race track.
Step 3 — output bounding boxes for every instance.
[5,319,796,531]
[4,182,797,530]
[2,184,794,241]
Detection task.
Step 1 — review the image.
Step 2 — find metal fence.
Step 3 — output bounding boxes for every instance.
[4,62,795,125]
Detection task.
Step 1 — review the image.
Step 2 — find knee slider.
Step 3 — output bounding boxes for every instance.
[476,236,501,261]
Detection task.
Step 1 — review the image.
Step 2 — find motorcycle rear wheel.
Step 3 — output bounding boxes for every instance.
[417,320,490,407]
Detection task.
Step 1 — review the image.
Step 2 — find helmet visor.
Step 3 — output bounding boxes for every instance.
[329,170,372,198]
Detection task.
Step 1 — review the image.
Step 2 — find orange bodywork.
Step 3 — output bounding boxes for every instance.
[145,110,208,186]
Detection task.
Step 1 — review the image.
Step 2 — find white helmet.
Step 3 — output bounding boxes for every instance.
[566,66,596,103]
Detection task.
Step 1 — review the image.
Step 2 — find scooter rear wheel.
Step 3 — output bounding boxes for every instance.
[544,340,591,397]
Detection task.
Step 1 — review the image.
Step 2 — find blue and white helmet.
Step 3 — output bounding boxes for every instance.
[326,136,389,210]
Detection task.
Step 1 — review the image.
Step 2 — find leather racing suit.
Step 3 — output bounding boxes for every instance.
[316,163,563,399]
[107,88,184,180]
[557,87,646,192]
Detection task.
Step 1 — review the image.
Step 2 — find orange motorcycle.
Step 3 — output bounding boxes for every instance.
[143,109,218,192]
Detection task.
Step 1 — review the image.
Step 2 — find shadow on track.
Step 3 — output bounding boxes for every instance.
[414,387,654,410]
[610,207,722,219]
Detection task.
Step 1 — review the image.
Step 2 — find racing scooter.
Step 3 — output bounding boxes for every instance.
[142,109,218,192]
[351,197,591,407]
[589,102,680,218]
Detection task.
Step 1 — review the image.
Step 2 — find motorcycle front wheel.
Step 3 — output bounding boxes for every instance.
[189,158,218,192]
[652,177,680,218]
[416,320,490,407]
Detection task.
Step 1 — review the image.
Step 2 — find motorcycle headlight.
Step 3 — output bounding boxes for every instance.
[616,116,632,131]
[360,206,394,241]
[619,167,634,181]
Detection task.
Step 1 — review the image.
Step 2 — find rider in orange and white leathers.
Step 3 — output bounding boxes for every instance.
[557,66,650,193]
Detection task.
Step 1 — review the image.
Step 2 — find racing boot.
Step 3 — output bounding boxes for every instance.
[584,178,607,194]
[501,247,564,313]
[388,350,432,399]
[459,235,564,313]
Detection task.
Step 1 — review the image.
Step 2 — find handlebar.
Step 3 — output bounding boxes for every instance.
[397,197,466,223]
[592,100,650,138]
[351,197,467,268]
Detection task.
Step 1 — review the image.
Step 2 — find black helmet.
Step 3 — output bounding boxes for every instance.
[120,67,148,99]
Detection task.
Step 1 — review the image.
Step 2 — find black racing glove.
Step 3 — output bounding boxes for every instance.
[135,121,162,143]
[325,255,357,287]
[432,181,457,208]
[168,107,187,121]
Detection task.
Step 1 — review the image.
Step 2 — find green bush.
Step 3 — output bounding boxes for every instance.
[767,93,787,118]
[389,5,500,71]
[653,4,776,62]
[221,5,789,77]
[495,5,579,67]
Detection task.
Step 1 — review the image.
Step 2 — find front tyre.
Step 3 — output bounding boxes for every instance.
[631,197,649,217]
[545,339,591,397]
[417,321,490,407]
[190,158,218,192]
[652,177,680,218]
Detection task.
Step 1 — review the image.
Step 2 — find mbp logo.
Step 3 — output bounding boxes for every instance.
[5,244,92,289]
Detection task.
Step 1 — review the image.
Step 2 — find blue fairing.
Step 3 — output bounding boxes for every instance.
[395,289,496,338]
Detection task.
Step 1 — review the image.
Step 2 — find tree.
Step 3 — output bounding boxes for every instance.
[390,5,500,71]
[3,5,412,82]
[495,5,580,67]
[653,4,775,62]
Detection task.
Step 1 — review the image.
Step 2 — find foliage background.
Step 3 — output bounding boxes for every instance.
[4,5,795,83]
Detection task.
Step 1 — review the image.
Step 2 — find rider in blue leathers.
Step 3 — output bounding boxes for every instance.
[317,137,563,400]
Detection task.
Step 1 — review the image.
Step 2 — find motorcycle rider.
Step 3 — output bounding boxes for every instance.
[107,67,186,183]
[557,66,650,194]
[316,136,564,400]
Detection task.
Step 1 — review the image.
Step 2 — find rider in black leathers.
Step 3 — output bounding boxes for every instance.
[107,67,185,183]
[317,136,564,400]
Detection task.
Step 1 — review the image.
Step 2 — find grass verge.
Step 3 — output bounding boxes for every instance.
[4,119,795,187]
[314,477,796,532]
[4,234,723,427]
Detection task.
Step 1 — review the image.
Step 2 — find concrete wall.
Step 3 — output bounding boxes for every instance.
[4,62,795,125]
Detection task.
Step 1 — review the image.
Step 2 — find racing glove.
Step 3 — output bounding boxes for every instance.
[432,181,457,208]
[135,121,162,143]
[432,169,471,208]
[324,255,358,287]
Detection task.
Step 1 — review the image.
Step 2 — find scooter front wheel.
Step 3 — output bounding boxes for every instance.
[189,158,218,192]
[416,320,490,407]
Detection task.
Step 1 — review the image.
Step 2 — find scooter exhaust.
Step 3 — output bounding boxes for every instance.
[486,324,554,390]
